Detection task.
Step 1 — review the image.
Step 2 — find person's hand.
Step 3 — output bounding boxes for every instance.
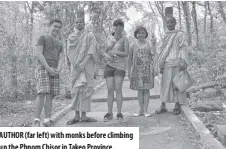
[77,61,86,71]
[55,67,61,74]
[179,60,187,71]
[47,67,58,76]
[172,84,179,91]
[67,59,71,72]
[108,51,117,57]
[151,37,157,44]
[128,72,132,80]
[104,53,114,62]
[154,71,158,76]
[159,67,164,74]
[67,60,71,68]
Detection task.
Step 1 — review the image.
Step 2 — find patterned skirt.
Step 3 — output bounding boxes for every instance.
[130,61,154,90]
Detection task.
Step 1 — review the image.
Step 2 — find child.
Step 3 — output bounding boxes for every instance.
[128,26,156,117]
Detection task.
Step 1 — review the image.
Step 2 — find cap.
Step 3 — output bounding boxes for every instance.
[165,7,173,18]
[76,7,85,20]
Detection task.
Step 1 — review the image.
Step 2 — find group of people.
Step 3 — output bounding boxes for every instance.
[33,7,189,127]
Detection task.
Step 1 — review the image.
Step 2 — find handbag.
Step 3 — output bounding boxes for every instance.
[173,70,194,92]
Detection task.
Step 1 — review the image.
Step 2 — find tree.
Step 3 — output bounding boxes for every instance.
[204,1,207,47]
[178,2,182,30]
[182,1,192,45]
[191,1,199,49]
[218,1,226,28]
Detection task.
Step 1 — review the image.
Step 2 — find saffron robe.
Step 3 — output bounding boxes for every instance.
[67,29,97,112]
[158,30,188,104]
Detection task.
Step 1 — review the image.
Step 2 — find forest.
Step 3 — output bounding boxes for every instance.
[0,1,226,129]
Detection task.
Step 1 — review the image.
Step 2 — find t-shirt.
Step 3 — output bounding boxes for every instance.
[36,35,63,68]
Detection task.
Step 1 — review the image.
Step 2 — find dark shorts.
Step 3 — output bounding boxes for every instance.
[35,65,60,96]
[104,65,125,78]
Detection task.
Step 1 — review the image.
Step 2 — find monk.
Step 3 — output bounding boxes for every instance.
[66,9,98,124]
[155,16,188,115]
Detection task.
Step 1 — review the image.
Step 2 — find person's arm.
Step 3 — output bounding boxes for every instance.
[127,44,133,79]
[103,40,113,60]
[56,41,64,73]
[35,36,56,75]
[151,36,157,55]
[36,47,57,76]
[178,32,189,70]
[35,46,49,69]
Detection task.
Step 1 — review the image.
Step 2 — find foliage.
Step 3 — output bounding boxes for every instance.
[2,1,226,101]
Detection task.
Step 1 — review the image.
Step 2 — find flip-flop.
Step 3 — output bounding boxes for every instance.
[173,108,181,115]
[80,117,97,123]
[66,119,80,125]
[132,113,144,117]
[155,108,167,114]
[144,113,152,117]
[43,120,53,127]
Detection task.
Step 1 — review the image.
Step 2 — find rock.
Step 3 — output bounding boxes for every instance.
[194,104,223,112]
[213,112,221,116]
[197,92,209,98]
[214,125,226,145]
[198,88,219,98]
[208,113,218,120]
[222,103,226,110]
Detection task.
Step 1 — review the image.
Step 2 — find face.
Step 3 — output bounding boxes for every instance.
[113,24,124,35]
[166,18,176,30]
[49,22,62,36]
[136,29,147,41]
[75,18,85,30]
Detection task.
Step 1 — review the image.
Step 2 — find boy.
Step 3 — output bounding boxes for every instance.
[34,19,64,127]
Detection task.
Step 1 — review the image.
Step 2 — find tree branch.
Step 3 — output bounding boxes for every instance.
[26,1,32,12]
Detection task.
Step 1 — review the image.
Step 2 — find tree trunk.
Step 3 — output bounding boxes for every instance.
[218,1,226,27]
[148,2,164,39]
[178,2,182,30]
[204,1,207,48]
[182,1,192,46]
[26,1,34,45]
[155,1,166,32]
[207,2,214,46]
[191,1,199,49]
[24,3,29,44]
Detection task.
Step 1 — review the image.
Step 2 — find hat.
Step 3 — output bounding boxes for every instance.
[76,7,85,20]
[165,7,173,18]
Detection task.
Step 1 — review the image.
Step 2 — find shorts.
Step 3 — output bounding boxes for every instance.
[103,64,125,78]
[35,65,60,96]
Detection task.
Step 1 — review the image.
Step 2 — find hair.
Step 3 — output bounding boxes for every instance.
[113,19,124,27]
[49,19,63,27]
[134,26,148,39]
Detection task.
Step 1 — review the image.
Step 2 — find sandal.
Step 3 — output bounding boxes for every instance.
[133,113,144,117]
[144,113,152,117]
[155,107,167,114]
[66,119,80,125]
[173,108,181,115]
[80,117,97,123]
[43,120,53,127]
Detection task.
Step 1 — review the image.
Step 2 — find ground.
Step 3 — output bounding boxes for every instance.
[0,79,103,127]
[188,93,226,145]
[53,79,202,149]
[1,75,224,148]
